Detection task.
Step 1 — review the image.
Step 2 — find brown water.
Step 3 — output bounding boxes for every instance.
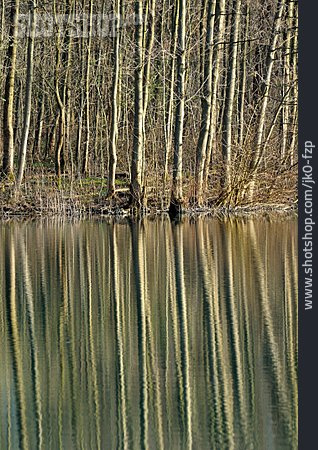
[0,217,297,449]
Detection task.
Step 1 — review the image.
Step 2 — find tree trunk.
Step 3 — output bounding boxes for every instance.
[0,0,5,44]
[222,0,241,193]
[250,0,286,174]
[76,32,86,174]
[289,2,298,165]
[2,0,20,178]
[33,79,45,160]
[82,0,94,176]
[108,0,121,197]
[130,0,145,208]
[163,0,179,185]
[195,0,217,205]
[54,0,74,178]
[142,0,156,186]
[16,0,37,188]
[281,0,293,161]
[203,0,226,186]
[169,0,186,216]
[238,5,249,148]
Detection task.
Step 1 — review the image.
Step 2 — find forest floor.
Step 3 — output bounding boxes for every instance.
[0,172,297,220]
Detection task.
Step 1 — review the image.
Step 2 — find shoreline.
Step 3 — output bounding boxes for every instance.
[0,202,297,221]
[0,173,297,220]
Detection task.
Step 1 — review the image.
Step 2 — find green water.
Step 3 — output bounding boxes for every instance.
[0,218,297,449]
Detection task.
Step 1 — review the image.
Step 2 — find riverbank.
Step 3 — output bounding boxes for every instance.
[0,173,297,219]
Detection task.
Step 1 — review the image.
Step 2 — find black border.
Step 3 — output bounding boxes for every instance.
[299,1,318,448]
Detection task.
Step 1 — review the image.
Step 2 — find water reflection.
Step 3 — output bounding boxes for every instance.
[0,218,297,449]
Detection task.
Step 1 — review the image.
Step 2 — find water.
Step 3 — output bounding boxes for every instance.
[0,217,297,449]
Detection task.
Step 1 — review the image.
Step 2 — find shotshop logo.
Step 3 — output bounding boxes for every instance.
[301,141,315,310]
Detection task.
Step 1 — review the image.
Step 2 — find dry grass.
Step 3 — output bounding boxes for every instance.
[0,163,297,219]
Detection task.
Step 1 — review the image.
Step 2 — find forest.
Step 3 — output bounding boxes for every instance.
[0,0,298,216]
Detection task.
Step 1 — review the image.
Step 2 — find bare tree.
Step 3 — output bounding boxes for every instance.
[222,0,242,192]
[249,0,286,196]
[195,0,217,206]
[131,0,145,208]
[108,0,121,197]
[204,0,226,186]
[16,0,37,188]
[2,0,20,178]
[82,0,94,176]
[163,0,179,185]
[169,0,186,215]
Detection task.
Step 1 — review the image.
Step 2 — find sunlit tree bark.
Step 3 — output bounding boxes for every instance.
[108,0,121,197]
[82,0,94,176]
[195,0,217,206]
[248,0,286,197]
[163,0,179,186]
[204,0,226,186]
[16,0,37,188]
[222,0,242,193]
[2,0,20,178]
[169,0,186,215]
[131,0,145,208]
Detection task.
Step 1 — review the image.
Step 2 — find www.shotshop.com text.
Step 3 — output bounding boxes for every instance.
[301,141,315,310]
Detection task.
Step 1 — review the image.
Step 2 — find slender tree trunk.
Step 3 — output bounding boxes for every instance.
[195,0,217,205]
[14,79,23,148]
[250,0,286,174]
[82,0,94,176]
[16,0,37,188]
[169,0,186,216]
[163,0,179,185]
[54,1,65,178]
[2,0,20,178]
[199,0,208,89]
[281,0,293,162]
[47,113,59,158]
[222,0,241,192]
[54,0,74,178]
[245,0,285,202]
[289,2,298,165]
[76,35,86,174]
[108,0,121,196]
[130,0,145,208]
[33,80,45,160]
[238,5,249,148]
[0,0,5,44]
[142,0,156,186]
[203,0,226,185]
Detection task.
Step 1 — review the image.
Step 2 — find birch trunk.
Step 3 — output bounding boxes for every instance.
[142,0,156,185]
[238,5,249,148]
[203,0,226,186]
[169,0,186,215]
[163,0,179,185]
[281,0,293,161]
[131,0,145,208]
[289,3,298,165]
[195,0,217,205]
[16,0,37,188]
[108,0,121,196]
[2,0,20,178]
[250,0,285,174]
[76,34,86,173]
[246,0,285,201]
[33,76,45,160]
[82,0,94,176]
[222,0,241,192]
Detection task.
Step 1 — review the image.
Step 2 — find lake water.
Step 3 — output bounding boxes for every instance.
[0,217,297,449]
